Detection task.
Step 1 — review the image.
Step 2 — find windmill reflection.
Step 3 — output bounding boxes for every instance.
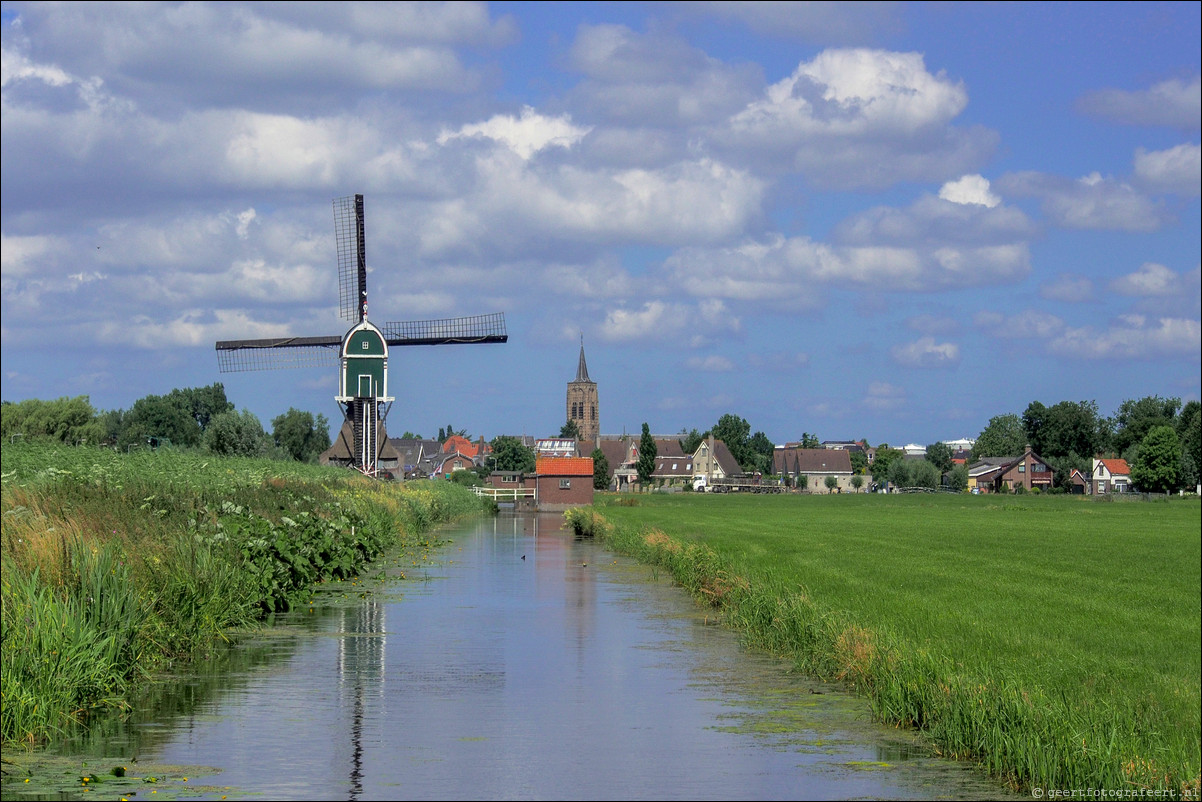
[336,599,385,802]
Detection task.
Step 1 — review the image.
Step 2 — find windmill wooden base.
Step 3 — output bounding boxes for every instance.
[320,417,402,479]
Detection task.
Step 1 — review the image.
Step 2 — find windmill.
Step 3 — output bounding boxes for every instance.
[215,194,507,477]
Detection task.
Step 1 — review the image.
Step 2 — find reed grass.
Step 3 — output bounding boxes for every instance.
[1,440,487,747]
[568,493,1201,795]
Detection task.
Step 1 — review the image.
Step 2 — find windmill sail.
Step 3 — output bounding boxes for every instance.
[381,313,507,347]
[215,336,342,372]
[334,194,367,323]
[215,313,508,373]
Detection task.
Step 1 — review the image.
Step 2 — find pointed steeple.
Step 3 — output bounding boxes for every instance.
[575,335,592,383]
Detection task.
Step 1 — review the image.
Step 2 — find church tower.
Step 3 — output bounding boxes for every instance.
[566,339,599,447]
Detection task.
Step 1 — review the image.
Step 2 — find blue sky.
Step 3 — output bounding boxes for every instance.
[2,1,1198,447]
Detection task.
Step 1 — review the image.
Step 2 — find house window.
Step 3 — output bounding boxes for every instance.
[502,475,515,483]
[1033,463,1044,472]
[559,479,571,489]
[1018,465,1025,473]
[361,341,370,350]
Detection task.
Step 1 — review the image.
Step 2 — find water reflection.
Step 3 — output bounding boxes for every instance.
[39,511,1013,801]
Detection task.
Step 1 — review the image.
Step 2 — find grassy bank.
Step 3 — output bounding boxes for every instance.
[567,492,1201,795]
[0,440,486,748]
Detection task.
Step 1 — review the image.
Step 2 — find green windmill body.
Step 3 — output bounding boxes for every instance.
[215,194,507,477]
[335,319,393,473]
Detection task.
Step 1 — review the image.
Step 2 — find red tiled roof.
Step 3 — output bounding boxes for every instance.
[442,435,482,457]
[1099,458,1130,476]
[537,456,594,476]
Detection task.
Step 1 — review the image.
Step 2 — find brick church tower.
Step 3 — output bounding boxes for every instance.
[566,339,599,447]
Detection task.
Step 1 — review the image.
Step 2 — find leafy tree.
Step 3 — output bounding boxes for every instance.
[1112,396,1181,458]
[450,468,484,487]
[870,446,903,485]
[925,441,954,473]
[121,392,199,448]
[823,475,838,492]
[0,396,104,444]
[110,384,235,449]
[712,413,753,470]
[972,413,1027,460]
[560,419,582,439]
[399,430,424,439]
[487,436,536,473]
[204,409,269,457]
[747,431,775,474]
[911,460,940,489]
[850,474,864,491]
[637,423,657,486]
[797,475,809,491]
[949,464,969,492]
[1023,400,1109,461]
[887,458,912,488]
[1131,426,1181,494]
[1178,401,1201,439]
[849,450,868,475]
[170,383,234,433]
[97,407,127,445]
[1179,406,1201,491]
[679,427,705,456]
[591,448,610,490]
[271,408,331,463]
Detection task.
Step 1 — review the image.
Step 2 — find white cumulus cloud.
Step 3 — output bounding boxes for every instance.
[891,336,960,368]
[1077,76,1201,130]
[938,174,1000,207]
[724,48,996,187]
[438,107,592,160]
[1133,143,1201,196]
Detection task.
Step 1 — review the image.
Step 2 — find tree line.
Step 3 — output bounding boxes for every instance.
[659,396,1201,495]
[970,396,1200,493]
[1,384,332,464]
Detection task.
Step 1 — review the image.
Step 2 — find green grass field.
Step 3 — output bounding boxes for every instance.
[579,492,1201,794]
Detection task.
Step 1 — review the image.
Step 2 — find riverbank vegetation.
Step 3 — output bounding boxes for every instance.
[566,493,1201,795]
[0,440,487,748]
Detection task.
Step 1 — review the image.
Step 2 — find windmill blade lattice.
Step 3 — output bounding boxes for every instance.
[215,336,342,372]
[382,313,507,347]
[334,194,367,322]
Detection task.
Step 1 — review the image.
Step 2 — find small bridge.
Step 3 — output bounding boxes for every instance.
[471,486,537,502]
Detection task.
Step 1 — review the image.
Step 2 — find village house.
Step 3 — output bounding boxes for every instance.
[651,439,692,489]
[773,447,854,492]
[594,435,698,491]
[1091,457,1131,494]
[966,446,1054,493]
[535,456,594,511]
[691,435,742,485]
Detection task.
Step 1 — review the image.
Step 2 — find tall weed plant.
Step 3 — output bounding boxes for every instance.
[1,441,487,747]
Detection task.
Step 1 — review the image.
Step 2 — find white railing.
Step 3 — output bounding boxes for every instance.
[472,486,537,501]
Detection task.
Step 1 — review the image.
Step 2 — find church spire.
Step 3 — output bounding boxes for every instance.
[567,334,599,446]
[575,335,591,383]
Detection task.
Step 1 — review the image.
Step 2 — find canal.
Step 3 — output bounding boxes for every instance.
[27,511,1012,800]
